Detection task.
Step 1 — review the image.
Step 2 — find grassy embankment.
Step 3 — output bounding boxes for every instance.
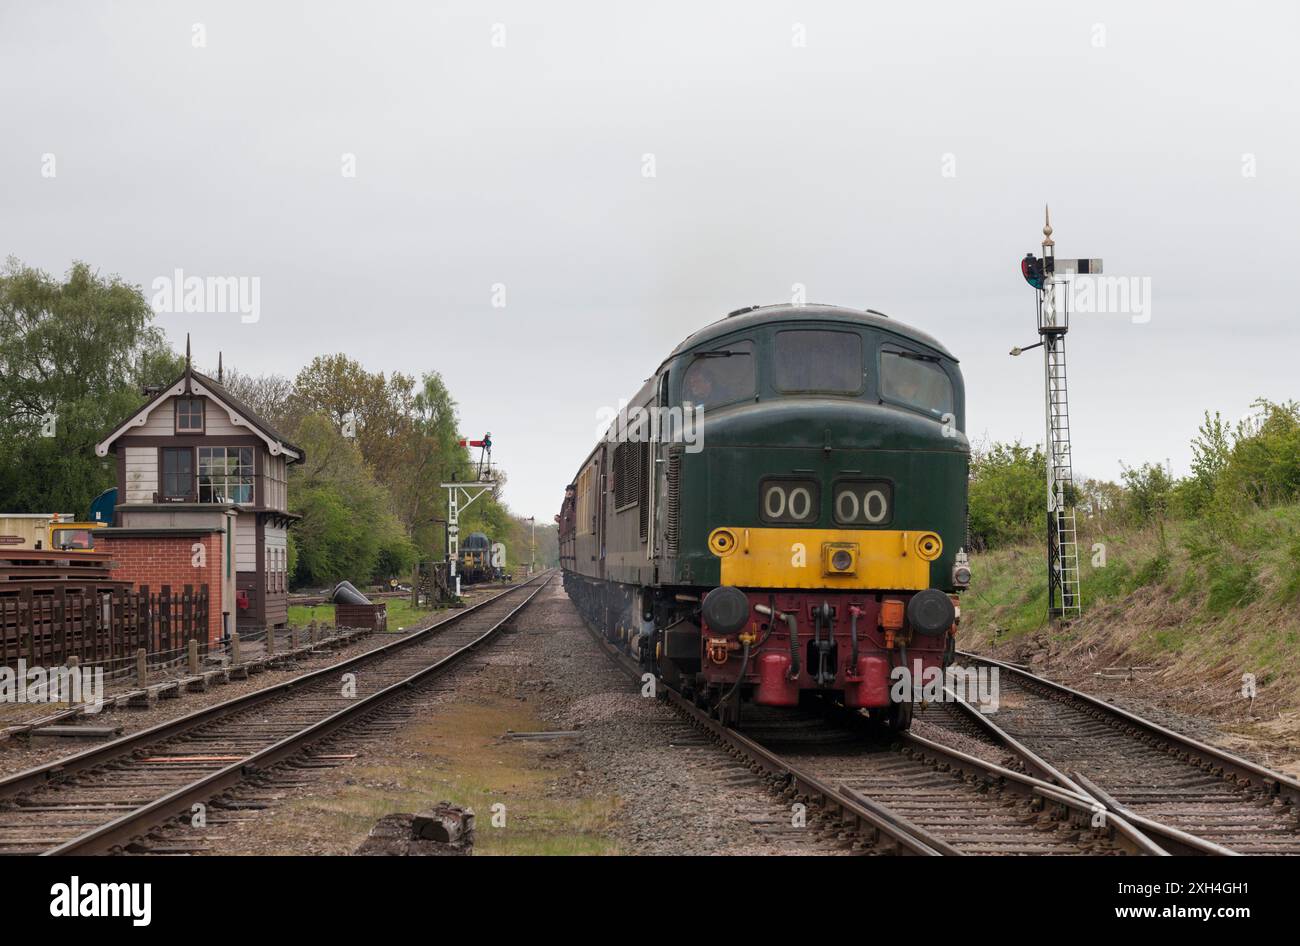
[961,502,1300,719]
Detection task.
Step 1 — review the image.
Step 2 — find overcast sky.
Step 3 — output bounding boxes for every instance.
[4,2,1296,519]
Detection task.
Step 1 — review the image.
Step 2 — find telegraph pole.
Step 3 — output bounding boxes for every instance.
[1012,208,1101,622]
[528,516,536,576]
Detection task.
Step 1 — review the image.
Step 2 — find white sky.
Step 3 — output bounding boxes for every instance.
[5,1,1296,518]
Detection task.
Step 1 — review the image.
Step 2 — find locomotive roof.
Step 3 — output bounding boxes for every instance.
[666,304,957,363]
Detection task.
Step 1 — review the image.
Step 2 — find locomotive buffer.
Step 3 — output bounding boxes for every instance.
[1012,208,1101,621]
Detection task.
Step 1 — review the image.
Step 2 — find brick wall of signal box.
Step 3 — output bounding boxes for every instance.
[98,533,224,645]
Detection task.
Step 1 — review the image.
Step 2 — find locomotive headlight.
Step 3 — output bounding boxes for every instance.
[821,542,858,576]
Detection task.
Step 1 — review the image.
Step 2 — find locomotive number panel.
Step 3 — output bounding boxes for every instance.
[832,479,894,526]
[759,478,820,524]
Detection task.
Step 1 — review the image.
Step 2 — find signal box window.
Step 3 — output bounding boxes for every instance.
[681,339,755,408]
[774,330,864,394]
[162,448,195,500]
[176,398,205,433]
[880,350,954,420]
[198,447,255,504]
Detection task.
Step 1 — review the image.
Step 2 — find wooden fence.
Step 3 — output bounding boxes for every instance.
[0,582,210,672]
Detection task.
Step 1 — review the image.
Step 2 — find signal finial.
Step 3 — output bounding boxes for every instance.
[1042,205,1054,247]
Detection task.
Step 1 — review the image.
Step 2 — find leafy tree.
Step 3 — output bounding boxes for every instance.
[1222,399,1300,505]
[1172,411,1233,516]
[290,354,417,486]
[218,368,295,435]
[0,258,181,514]
[287,413,417,587]
[1120,462,1174,524]
[1077,477,1126,529]
[505,516,559,571]
[1191,410,1232,486]
[292,483,364,585]
[400,371,469,548]
[968,442,1046,549]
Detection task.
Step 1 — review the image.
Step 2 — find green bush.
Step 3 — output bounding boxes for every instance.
[1222,400,1300,506]
[1120,462,1174,524]
[1131,550,1171,589]
[1174,411,1232,517]
[968,442,1046,550]
[1279,533,1300,602]
[1086,557,1133,600]
[375,531,420,581]
[1205,558,1259,614]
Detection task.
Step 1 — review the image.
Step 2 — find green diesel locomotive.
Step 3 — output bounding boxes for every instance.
[558,303,970,729]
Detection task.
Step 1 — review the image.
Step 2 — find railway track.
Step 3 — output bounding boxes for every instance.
[734,707,1143,855]
[941,651,1300,855]
[582,621,1161,856]
[0,572,554,855]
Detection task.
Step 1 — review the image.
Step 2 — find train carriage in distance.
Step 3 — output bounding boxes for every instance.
[558,303,970,729]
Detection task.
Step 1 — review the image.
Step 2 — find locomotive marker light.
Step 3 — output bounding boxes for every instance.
[1011,207,1100,621]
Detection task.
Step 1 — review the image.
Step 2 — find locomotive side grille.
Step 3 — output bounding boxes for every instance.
[638,439,650,541]
[613,439,642,511]
[665,450,681,556]
[612,441,628,506]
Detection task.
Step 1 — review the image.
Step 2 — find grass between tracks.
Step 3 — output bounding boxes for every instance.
[287,598,433,631]
[278,699,619,855]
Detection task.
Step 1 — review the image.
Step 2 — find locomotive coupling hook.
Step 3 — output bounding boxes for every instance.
[813,601,835,686]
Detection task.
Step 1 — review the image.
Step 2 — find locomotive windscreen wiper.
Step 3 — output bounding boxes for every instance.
[692,350,751,358]
[891,350,941,362]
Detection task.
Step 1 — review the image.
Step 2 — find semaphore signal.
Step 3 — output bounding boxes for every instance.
[1011,208,1101,622]
[444,432,498,597]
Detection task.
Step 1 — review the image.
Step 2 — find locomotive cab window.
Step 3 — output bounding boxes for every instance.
[681,339,755,409]
[774,329,864,394]
[880,349,954,421]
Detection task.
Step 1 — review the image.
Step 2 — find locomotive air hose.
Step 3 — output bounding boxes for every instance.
[849,607,860,667]
[897,645,908,703]
[718,641,751,708]
[782,611,800,680]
